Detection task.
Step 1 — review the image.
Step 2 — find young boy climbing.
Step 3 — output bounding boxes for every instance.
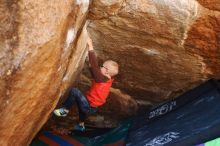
[53,31,119,132]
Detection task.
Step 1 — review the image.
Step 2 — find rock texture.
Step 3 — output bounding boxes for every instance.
[0,0,89,145]
[1,0,220,145]
[87,0,220,108]
[197,0,220,11]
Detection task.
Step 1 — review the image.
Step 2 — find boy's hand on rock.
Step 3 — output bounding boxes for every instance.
[87,36,94,51]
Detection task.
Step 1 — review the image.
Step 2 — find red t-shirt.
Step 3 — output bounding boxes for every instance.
[86,79,113,107]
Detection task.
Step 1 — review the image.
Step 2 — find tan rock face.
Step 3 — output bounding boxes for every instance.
[0,0,89,145]
[185,12,220,78]
[197,0,220,11]
[87,0,220,107]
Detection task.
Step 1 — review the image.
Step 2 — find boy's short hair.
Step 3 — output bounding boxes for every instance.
[104,60,119,77]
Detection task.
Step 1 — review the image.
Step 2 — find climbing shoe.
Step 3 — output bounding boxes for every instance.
[53,108,69,117]
[74,124,85,132]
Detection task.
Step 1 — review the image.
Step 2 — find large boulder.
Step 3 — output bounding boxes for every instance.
[86,0,220,108]
[0,0,89,145]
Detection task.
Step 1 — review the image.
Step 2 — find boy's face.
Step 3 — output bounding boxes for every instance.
[100,65,108,76]
[100,62,110,76]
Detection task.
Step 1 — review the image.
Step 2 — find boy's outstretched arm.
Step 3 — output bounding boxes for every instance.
[87,36,108,82]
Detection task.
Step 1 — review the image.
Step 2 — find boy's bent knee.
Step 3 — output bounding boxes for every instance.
[70,88,81,96]
[71,87,78,91]
[71,88,80,93]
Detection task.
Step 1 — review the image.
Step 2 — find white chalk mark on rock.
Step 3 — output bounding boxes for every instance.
[65,28,75,50]
[141,48,160,56]
[76,0,90,13]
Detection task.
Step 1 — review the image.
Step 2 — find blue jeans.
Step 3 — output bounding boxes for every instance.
[63,88,98,122]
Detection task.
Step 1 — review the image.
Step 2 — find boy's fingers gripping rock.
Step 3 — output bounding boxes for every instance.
[87,37,94,51]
